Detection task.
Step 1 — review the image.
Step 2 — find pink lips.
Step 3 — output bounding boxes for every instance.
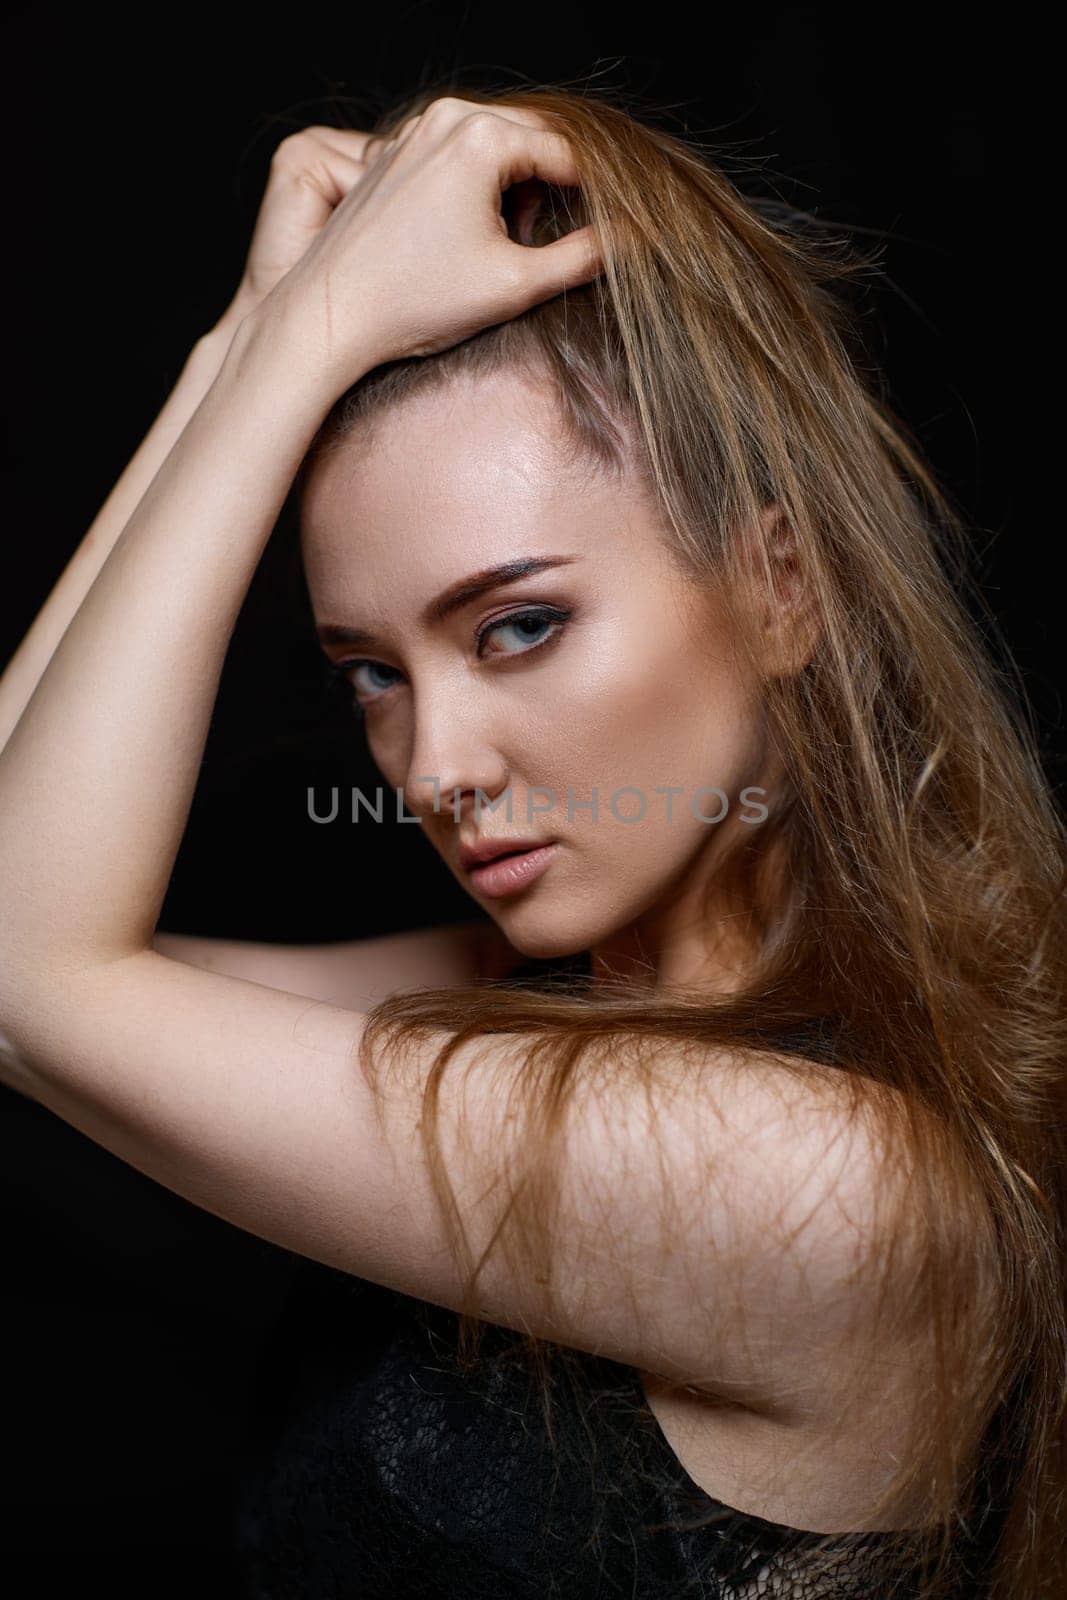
[466,843,558,898]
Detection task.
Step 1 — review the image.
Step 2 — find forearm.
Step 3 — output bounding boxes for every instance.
[0,316,246,755]
[0,307,346,982]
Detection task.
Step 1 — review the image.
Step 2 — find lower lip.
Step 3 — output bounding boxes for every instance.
[467,843,558,897]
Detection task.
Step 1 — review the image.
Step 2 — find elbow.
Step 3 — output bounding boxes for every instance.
[0,933,132,1092]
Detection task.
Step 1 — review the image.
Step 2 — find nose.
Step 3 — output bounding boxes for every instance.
[401,693,510,829]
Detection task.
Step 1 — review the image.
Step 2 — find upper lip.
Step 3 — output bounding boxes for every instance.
[457,837,552,872]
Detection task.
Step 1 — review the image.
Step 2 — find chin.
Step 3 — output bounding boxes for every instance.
[487,898,604,963]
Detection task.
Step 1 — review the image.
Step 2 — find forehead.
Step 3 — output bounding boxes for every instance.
[298,369,664,609]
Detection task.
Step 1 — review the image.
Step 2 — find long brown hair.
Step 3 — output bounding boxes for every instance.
[295,78,1067,1597]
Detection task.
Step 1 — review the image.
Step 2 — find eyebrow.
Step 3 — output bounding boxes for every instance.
[316,555,583,650]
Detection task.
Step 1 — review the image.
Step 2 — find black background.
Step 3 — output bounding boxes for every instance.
[0,5,1054,1593]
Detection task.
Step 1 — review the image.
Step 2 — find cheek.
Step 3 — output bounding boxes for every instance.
[527,620,752,801]
[361,718,409,791]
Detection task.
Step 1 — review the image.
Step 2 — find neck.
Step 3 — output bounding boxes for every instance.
[590,923,756,998]
[589,804,795,1001]
[590,861,759,999]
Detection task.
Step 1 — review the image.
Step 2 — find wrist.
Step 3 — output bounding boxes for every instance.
[192,302,253,369]
[227,286,378,418]
[212,296,345,437]
[187,324,236,381]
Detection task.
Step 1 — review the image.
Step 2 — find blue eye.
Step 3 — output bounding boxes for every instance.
[348,660,403,699]
[321,657,398,718]
[477,605,571,658]
[322,605,571,714]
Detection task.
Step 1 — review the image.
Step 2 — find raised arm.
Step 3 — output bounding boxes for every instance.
[150,917,523,1009]
[0,123,401,762]
[0,309,333,972]
[0,102,932,1527]
[0,97,602,977]
[0,318,241,755]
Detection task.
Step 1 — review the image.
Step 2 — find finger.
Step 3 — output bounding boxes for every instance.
[430,97,558,137]
[511,222,605,303]
[359,111,426,166]
[297,121,417,156]
[493,120,587,195]
[362,135,397,165]
[353,102,550,167]
[486,123,603,292]
[284,149,366,211]
[303,125,384,161]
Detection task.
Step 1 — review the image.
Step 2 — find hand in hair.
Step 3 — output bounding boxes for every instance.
[246,95,604,397]
[215,118,425,333]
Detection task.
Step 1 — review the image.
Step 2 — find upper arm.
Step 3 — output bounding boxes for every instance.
[150,917,523,1012]
[2,949,915,1423]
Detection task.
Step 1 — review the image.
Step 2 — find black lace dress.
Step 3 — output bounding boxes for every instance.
[227,967,995,1597]
[229,1262,942,1599]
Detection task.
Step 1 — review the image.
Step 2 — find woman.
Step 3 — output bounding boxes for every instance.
[0,82,1063,1598]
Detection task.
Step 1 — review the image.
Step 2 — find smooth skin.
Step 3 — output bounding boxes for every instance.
[302,366,779,993]
[0,113,518,1003]
[0,99,930,1532]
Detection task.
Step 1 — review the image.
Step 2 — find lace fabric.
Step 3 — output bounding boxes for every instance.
[229,1263,928,1599]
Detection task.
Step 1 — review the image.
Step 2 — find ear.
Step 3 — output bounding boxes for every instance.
[746,503,822,678]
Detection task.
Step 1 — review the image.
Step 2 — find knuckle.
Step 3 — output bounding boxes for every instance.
[271,128,314,163]
[498,252,529,301]
[292,165,326,195]
[454,108,501,147]
[424,94,469,122]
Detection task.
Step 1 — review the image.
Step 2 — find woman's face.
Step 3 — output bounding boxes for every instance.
[300,368,772,982]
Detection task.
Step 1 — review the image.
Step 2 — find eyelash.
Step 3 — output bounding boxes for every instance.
[322,604,573,715]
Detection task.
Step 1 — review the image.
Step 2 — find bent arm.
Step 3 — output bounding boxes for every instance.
[0,306,342,978]
[0,941,914,1445]
[150,918,516,1012]
[0,289,939,1465]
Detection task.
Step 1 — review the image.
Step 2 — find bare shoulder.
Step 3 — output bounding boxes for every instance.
[151,916,526,1012]
[8,942,970,1534]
